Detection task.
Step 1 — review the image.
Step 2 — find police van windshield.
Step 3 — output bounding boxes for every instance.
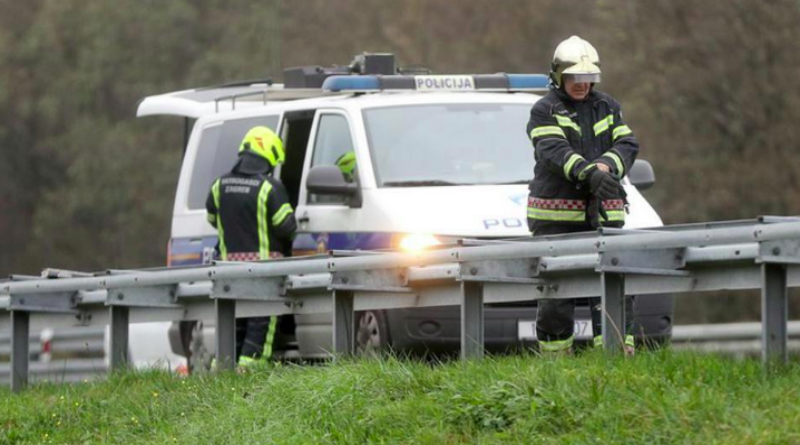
[363,103,533,187]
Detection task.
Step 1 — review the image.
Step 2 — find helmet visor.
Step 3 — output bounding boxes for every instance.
[563,73,601,84]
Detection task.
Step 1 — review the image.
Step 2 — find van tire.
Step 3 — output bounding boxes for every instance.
[355,310,390,354]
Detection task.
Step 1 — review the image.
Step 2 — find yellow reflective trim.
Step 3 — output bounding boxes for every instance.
[612,125,632,141]
[602,152,625,176]
[540,335,574,352]
[528,208,586,222]
[237,355,260,367]
[605,210,625,222]
[530,126,566,139]
[211,179,227,260]
[263,316,278,359]
[272,203,293,226]
[563,153,585,179]
[578,163,597,181]
[206,212,216,224]
[593,115,614,136]
[555,115,581,134]
[257,182,273,259]
[593,335,635,348]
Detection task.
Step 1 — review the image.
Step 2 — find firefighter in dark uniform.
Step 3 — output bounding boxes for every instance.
[206,126,297,366]
[527,36,638,354]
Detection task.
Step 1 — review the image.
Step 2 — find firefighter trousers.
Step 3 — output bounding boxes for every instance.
[237,316,279,360]
[533,224,634,346]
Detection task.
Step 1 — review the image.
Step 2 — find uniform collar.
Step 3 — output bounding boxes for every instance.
[233,151,273,176]
[552,87,597,105]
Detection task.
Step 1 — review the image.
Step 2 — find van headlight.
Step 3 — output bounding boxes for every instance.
[398,234,443,252]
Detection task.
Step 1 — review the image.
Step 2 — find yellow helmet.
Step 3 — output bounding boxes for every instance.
[335,151,357,176]
[238,126,285,167]
[550,36,602,89]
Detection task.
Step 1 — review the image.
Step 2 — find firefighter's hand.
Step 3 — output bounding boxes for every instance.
[587,168,624,201]
[587,198,608,229]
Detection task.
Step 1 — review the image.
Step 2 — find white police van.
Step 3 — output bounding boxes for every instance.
[137,54,671,364]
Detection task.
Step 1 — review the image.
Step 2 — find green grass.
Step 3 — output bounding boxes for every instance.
[3,350,800,444]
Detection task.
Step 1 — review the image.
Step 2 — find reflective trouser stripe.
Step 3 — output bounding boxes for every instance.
[257,182,273,259]
[593,334,635,348]
[263,316,278,360]
[237,355,259,367]
[211,179,227,260]
[539,335,574,352]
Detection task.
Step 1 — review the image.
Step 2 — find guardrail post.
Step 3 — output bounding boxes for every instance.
[109,306,129,372]
[10,311,29,392]
[761,263,788,366]
[332,290,354,358]
[461,281,484,360]
[215,299,236,371]
[601,272,626,354]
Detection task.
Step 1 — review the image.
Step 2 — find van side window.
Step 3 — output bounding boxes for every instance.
[187,115,279,209]
[309,114,355,204]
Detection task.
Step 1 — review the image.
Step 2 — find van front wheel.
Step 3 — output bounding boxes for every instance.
[355,310,390,353]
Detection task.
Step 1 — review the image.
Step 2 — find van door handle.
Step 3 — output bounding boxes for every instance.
[298,215,310,230]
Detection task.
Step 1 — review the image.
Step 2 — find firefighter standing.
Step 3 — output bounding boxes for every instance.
[526,36,638,354]
[206,126,297,366]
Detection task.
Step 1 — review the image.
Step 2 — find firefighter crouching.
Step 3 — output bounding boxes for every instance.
[526,36,638,355]
[206,126,297,367]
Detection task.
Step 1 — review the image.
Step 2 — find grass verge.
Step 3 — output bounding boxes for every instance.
[2,349,800,444]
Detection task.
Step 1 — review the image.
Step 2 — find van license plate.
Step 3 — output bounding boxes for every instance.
[518,320,592,341]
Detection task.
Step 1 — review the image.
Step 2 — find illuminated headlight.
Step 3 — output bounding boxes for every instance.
[398,234,443,252]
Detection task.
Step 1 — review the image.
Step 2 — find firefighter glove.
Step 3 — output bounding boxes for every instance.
[587,197,608,229]
[586,168,624,201]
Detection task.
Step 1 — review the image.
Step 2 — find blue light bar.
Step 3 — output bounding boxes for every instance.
[321,73,550,92]
[507,74,549,90]
[322,75,380,92]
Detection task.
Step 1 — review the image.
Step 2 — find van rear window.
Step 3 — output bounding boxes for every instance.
[187,115,280,209]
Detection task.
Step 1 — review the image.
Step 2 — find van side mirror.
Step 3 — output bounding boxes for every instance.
[306,165,362,208]
[629,159,655,190]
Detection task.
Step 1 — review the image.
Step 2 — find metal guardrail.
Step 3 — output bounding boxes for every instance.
[0,327,106,384]
[0,332,38,358]
[0,359,107,385]
[2,216,800,392]
[0,327,104,358]
[672,321,800,357]
[4,322,797,385]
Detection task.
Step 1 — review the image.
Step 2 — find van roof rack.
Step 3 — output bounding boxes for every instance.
[196,78,274,90]
[211,84,349,113]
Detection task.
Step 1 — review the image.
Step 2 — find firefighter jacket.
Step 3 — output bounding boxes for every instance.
[526,88,639,230]
[205,155,297,260]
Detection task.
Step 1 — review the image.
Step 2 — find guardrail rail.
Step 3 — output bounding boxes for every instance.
[2,216,799,392]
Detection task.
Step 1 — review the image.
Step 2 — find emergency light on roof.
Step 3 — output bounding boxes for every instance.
[321,73,549,93]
